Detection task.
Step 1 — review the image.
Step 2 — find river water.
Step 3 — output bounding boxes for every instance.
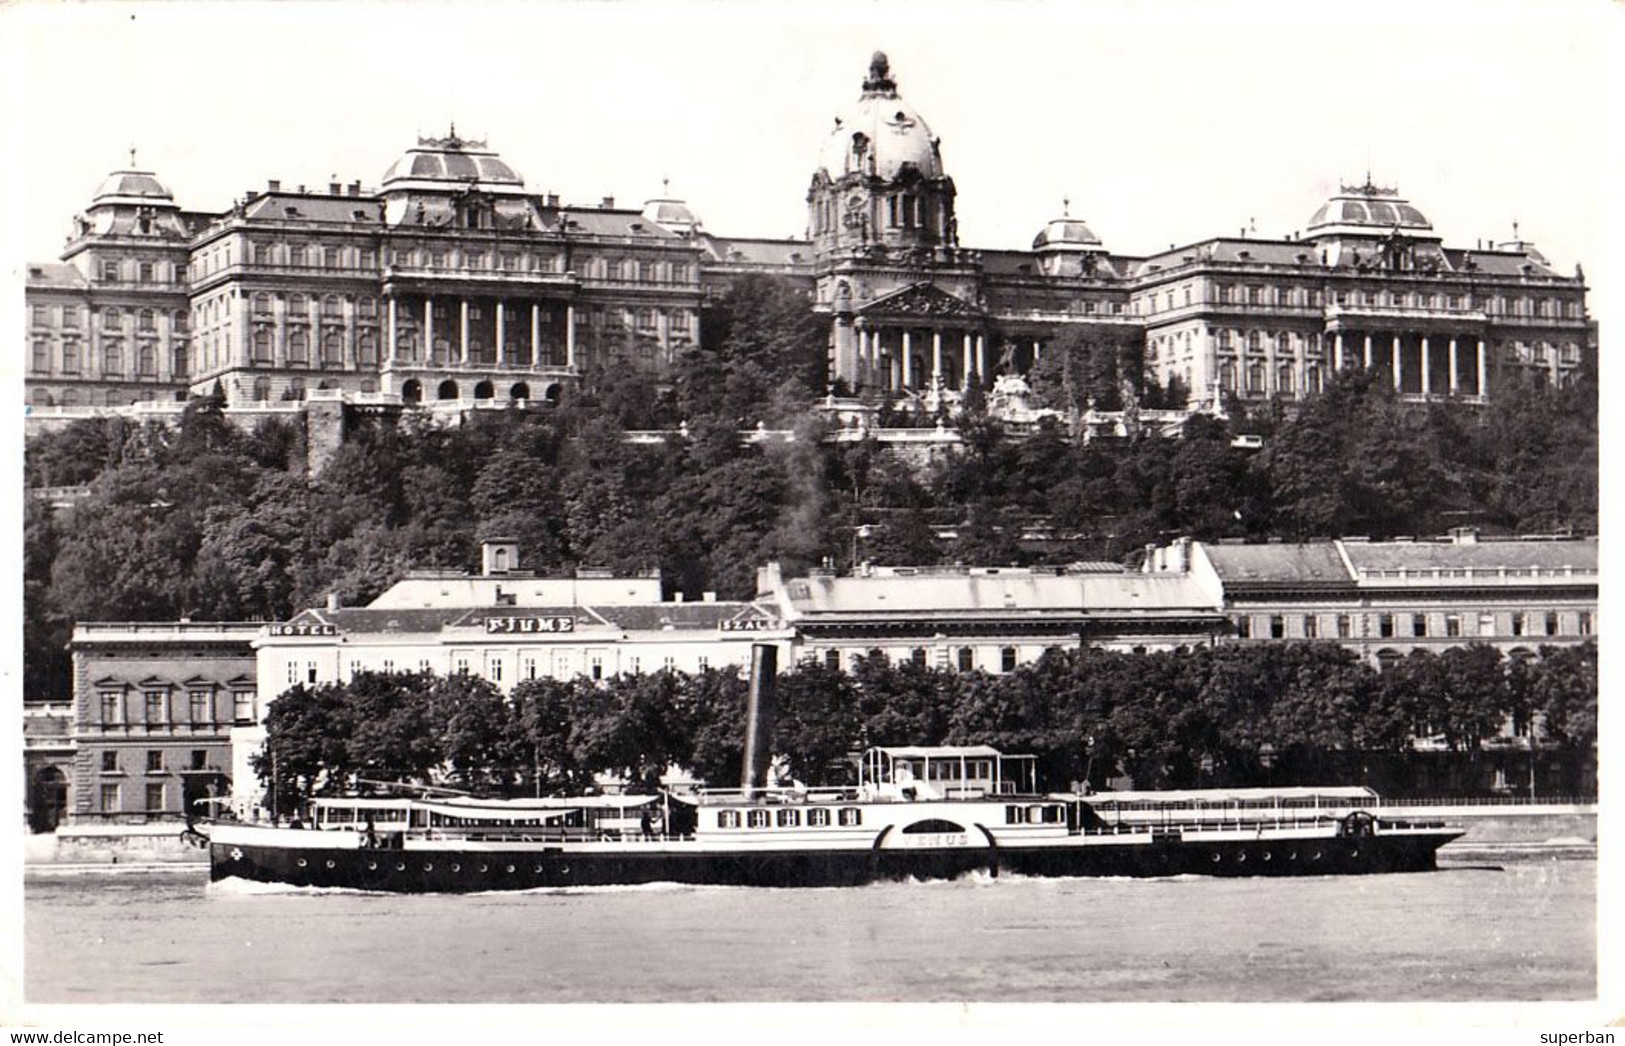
[23,851,1594,1004]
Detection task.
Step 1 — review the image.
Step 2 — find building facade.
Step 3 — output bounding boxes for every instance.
[68,622,260,824]
[1147,532,1598,665]
[25,54,1590,416]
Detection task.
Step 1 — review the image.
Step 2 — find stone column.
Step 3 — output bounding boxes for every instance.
[962,333,972,386]
[1363,333,1372,369]
[424,297,434,364]
[1033,340,1042,364]
[495,299,506,365]
[387,296,398,365]
[1420,335,1430,395]
[901,331,913,389]
[1391,334,1402,391]
[1448,336,1459,394]
[932,331,943,388]
[1476,338,1487,397]
[976,334,986,380]
[531,303,540,367]
[1333,331,1343,371]
[566,304,576,369]
[859,328,870,381]
[459,300,470,365]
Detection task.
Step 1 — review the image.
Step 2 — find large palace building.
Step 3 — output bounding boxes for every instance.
[24,53,1591,413]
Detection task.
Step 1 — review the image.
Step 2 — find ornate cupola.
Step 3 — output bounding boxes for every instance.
[1303,177,1449,272]
[1032,200,1107,277]
[379,128,542,230]
[807,52,958,260]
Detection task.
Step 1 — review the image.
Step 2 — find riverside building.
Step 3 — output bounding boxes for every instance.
[25,54,1590,416]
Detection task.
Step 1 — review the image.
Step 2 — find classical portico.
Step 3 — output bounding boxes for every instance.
[1326,309,1489,399]
[844,282,991,394]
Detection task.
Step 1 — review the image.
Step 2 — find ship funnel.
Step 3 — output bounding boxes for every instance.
[740,644,779,796]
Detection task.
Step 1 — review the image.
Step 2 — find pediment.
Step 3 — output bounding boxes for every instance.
[859,282,981,319]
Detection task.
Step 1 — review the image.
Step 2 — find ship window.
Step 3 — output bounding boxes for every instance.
[1026,805,1045,824]
[747,809,771,829]
[838,808,862,827]
[718,810,740,829]
[808,808,830,827]
[776,809,800,828]
[1005,805,1023,824]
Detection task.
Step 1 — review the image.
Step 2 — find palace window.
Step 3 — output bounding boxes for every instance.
[824,649,841,672]
[1303,615,1318,639]
[138,344,156,376]
[1510,613,1525,637]
[323,247,340,269]
[32,340,48,373]
[146,783,165,811]
[102,260,120,282]
[144,691,166,723]
[1445,614,1462,638]
[288,329,308,363]
[100,784,120,812]
[1412,613,1427,637]
[1000,647,1018,672]
[99,692,121,723]
[189,690,211,723]
[910,647,928,668]
[146,750,163,773]
[173,344,188,378]
[1235,616,1252,639]
[101,750,119,773]
[138,262,154,283]
[323,331,343,365]
[1378,614,1394,638]
[958,647,975,671]
[1578,611,1593,636]
[62,307,79,329]
[1269,615,1285,639]
[102,306,122,329]
[233,691,254,723]
[1544,611,1559,636]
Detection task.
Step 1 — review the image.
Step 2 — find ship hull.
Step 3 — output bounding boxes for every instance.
[210,830,1459,893]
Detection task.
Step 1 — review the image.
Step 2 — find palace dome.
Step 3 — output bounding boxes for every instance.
[815,52,944,182]
[92,170,175,206]
[1306,180,1432,235]
[1032,214,1102,251]
[381,130,528,194]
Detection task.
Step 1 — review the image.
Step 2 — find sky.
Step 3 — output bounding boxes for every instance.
[3,0,1616,303]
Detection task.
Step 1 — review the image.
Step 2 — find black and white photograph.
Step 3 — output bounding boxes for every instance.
[4,0,1613,1033]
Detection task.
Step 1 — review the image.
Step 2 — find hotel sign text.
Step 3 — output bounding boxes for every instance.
[268,623,337,637]
[486,616,575,634]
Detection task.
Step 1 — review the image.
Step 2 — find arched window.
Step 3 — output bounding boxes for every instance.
[103,342,122,376]
[103,307,122,329]
[322,294,342,318]
[473,380,494,400]
[437,379,459,400]
[400,379,422,404]
[1247,362,1264,392]
[287,293,307,316]
[287,377,306,401]
[287,329,308,363]
[138,344,156,376]
[357,332,376,364]
[172,344,187,378]
[322,331,343,365]
[510,381,531,401]
[252,292,272,316]
[1277,364,1293,393]
[252,376,271,402]
[60,388,78,407]
[138,309,155,331]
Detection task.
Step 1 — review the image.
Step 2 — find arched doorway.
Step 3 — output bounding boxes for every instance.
[437,379,460,400]
[401,379,423,404]
[509,381,531,401]
[29,766,68,833]
[473,380,494,400]
[543,383,562,403]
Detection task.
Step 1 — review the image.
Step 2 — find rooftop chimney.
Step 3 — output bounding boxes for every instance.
[601,195,615,209]
[349,181,362,196]
[545,193,560,208]
[268,179,281,192]
[329,182,341,195]
[326,592,341,611]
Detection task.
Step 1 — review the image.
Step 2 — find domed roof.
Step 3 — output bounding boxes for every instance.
[381,129,527,195]
[93,169,175,206]
[1033,202,1101,250]
[642,181,701,233]
[1306,179,1432,235]
[816,52,944,182]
